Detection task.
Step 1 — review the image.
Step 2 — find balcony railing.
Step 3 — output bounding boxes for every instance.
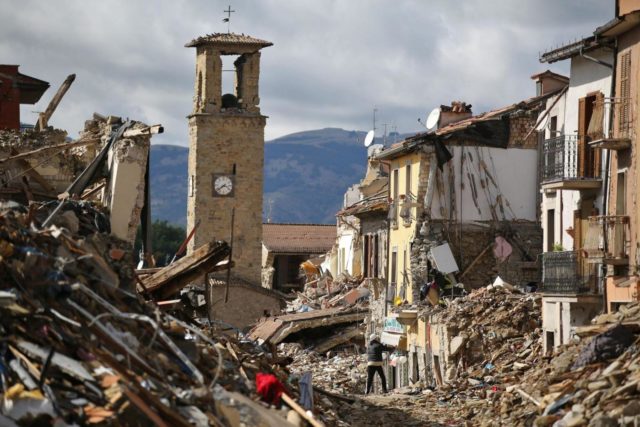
[541,135,601,190]
[589,97,633,150]
[583,215,630,265]
[541,251,596,294]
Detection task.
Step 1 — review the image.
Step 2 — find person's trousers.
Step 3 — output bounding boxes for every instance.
[366,365,387,394]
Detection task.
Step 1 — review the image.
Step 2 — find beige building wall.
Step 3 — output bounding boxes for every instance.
[387,152,425,303]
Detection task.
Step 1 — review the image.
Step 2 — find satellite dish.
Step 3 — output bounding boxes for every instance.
[364,130,375,147]
[425,108,441,131]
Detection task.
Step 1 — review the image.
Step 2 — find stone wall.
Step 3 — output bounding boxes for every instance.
[187,113,266,285]
[508,113,539,149]
[210,282,284,331]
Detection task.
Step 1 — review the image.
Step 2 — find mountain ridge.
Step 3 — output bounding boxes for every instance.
[149,128,412,226]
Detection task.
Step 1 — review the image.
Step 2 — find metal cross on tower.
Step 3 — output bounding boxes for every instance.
[223,5,235,33]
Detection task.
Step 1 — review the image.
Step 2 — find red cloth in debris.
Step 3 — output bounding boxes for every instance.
[255,373,285,405]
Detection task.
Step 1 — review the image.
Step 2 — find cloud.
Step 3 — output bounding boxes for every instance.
[1,0,612,144]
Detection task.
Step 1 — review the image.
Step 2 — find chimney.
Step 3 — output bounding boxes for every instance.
[438,101,473,128]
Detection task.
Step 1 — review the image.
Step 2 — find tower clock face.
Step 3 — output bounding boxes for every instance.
[213,175,234,197]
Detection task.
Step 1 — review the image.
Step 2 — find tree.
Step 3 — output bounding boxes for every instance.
[134,220,186,267]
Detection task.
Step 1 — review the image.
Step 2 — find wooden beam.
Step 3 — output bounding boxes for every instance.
[281,394,324,427]
[35,74,76,131]
[459,242,493,280]
[9,147,56,194]
[140,241,231,298]
[313,326,362,353]
[122,125,164,137]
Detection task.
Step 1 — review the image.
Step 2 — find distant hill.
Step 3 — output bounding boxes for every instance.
[149,128,410,226]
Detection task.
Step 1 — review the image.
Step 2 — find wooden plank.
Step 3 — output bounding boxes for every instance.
[459,242,493,279]
[9,147,56,194]
[313,326,362,353]
[281,393,324,427]
[35,74,76,131]
[122,125,164,137]
[141,241,230,298]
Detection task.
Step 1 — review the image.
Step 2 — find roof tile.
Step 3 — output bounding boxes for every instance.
[262,223,335,254]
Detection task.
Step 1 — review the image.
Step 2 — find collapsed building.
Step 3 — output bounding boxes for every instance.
[361,91,549,389]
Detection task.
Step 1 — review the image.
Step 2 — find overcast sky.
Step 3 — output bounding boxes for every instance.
[1,0,612,145]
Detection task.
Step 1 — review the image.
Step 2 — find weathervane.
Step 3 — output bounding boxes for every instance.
[223,5,235,34]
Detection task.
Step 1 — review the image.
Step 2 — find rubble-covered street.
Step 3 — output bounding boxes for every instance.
[5,1,640,426]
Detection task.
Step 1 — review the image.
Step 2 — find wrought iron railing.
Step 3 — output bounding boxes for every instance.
[583,215,630,262]
[542,135,581,182]
[541,251,595,294]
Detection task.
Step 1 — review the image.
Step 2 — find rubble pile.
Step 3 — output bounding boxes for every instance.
[283,343,367,395]
[0,201,344,426]
[0,128,68,149]
[287,273,369,313]
[430,285,542,376]
[469,303,640,426]
[374,286,546,422]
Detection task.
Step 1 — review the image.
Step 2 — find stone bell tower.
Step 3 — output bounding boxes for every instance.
[185,33,272,285]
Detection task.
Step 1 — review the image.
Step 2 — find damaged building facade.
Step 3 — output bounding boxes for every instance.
[370,91,549,389]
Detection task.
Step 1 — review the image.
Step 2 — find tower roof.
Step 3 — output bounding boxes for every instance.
[185,32,273,51]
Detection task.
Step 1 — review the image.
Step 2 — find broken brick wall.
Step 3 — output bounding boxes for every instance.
[507,113,539,149]
[411,220,542,291]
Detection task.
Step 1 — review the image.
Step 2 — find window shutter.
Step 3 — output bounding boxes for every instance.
[619,51,631,134]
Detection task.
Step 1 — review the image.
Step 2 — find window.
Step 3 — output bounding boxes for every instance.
[390,248,398,286]
[393,168,399,202]
[403,249,407,284]
[364,236,370,277]
[373,235,379,278]
[578,94,601,178]
[546,209,555,252]
[616,171,627,215]
[405,163,412,199]
[549,116,557,137]
[189,175,195,197]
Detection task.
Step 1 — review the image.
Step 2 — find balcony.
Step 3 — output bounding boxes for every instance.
[541,251,596,294]
[589,97,633,151]
[583,215,630,265]
[541,135,602,190]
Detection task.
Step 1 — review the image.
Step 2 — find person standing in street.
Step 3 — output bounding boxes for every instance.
[365,334,394,394]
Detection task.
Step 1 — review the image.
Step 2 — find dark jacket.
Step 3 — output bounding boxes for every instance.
[367,339,392,362]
